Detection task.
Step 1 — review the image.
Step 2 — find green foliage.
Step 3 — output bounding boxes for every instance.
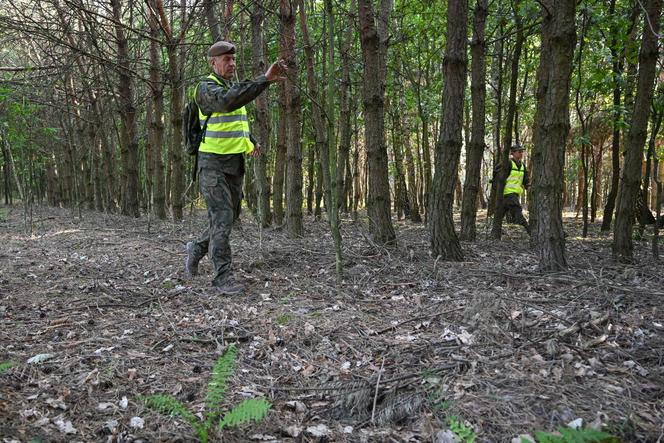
[205,344,237,415]
[529,427,620,443]
[0,207,8,222]
[447,416,476,443]
[218,398,271,429]
[0,361,13,374]
[143,345,270,443]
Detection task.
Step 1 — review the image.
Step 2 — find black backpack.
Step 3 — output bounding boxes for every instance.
[182,96,211,181]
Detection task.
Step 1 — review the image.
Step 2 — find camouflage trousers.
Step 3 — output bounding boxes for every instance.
[191,153,244,286]
[504,193,530,235]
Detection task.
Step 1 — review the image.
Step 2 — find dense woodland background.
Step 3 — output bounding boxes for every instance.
[1,1,664,441]
[0,0,662,268]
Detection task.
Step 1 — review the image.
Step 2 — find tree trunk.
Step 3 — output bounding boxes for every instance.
[251,3,272,227]
[613,0,662,261]
[147,7,167,219]
[280,0,303,237]
[487,19,504,218]
[601,0,640,231]
[460,0,487,241]
[110,0,139,217]
[337,4,354,214]
[358,0,396,244]
[273,95,287,226]
[429,0,467,261]
[530,0,576,271]
[203,0,222,41]
[390,110,409,219]
[492,0,523,239]
[403,113,421,222]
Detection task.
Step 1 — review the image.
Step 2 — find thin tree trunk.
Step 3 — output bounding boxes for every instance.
[460,0,487,240]
[492,0,523,239]
[337,3,354,214]
[530,0,576,271]
[273,96,287,226]
[251,3,272,227]
[204,0,222,41]
[487,18,504,218]
[147,7,167,219]
[280,0,303,237]
[602,0,640,231]
[430,0,467,261]
[358,0,396,244]
[403,113,421,222]
[613,0,661,261]
[110,0,139,217]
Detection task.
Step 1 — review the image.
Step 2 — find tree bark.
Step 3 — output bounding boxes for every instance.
[530,0,576,271]
[280,0,303,237]
[613,0,662,261]
[251,2,272,228]
[273,94,287,226]
[147,5,167,219]
[358,0,396,244]
[601,0,640,231]
[429,0,467,261]
[460,0,487,241]
[110,0,140,217]
[492,0,523,239]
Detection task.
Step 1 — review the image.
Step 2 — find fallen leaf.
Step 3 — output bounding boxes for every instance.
[129,416,144,429]
[27,353,54,364]
[53,417,77,434]
[306,424,330,437]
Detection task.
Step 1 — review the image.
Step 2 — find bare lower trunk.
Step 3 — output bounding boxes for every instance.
[460,0,487,241]
[614,0,662,261]
[530,0,576,271]
[280,0,303,237]
[251,3,272,227]
[430,0,467,261]
[358,0,395,245]
[111,0,139,217]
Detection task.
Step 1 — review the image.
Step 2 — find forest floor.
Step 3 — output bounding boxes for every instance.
[0,204,663,443]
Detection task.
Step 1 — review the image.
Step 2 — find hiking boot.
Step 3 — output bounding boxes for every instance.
[184,242,199,277]
[214,277,245,295]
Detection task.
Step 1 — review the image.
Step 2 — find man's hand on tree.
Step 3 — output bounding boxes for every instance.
[250,143,263,158]
[266,60,288,82]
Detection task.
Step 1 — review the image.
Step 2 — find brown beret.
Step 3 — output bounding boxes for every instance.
[208,41,236,57]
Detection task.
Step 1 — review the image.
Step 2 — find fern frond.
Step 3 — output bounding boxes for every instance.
[534,427,619,443]
[0,361,13,374]
[219,398,271,429]
[141,394,198,425]
[206,345,237,417]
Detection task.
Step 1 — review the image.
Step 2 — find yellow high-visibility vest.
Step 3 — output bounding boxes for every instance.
[504,160,525,195]
[197,75,254,155]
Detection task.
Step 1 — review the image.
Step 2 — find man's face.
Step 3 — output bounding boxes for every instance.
[512,149,524,161]
[212,54,236,79]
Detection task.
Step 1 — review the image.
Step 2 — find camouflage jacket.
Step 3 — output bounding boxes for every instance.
[196,72,269,116]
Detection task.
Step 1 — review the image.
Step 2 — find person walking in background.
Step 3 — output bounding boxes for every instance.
[502,144,531,235]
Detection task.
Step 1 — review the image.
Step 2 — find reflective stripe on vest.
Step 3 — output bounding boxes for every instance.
[504,160,525,195]
[197,75,254,155]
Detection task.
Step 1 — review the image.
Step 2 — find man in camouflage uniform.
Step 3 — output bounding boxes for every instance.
[185,41,285,294]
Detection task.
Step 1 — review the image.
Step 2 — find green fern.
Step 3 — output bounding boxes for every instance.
[142,345,270,443]
[219,398,271,429]
[141,394,198,424]
[206,344,237,417]
[530,427,619,443]
[0,361,13,374]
